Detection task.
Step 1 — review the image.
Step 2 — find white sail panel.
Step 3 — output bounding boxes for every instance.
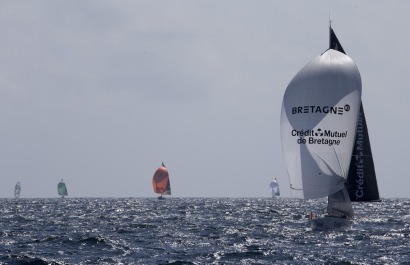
[281,49,361,199]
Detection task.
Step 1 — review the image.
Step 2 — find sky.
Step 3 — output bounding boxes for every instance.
[0,1,409,198]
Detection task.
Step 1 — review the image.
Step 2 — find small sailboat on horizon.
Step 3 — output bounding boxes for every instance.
[14,181,21,198]
[152,162,171,200]
[270,178,280,198]
[57,179,68,198]
[281,24,364,230]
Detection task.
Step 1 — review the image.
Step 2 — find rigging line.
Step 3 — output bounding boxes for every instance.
[330,139,345,177]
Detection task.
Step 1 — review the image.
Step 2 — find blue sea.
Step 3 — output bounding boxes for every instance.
[0,198,409,264]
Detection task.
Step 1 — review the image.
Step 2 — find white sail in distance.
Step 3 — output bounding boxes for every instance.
[270,179,280,197]
[280,49,362,200]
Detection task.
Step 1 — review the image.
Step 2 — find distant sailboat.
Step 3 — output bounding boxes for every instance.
[281,25,362,230]
[14,182,21,198]
[270,178,280,198]
[57,179,68,198]
[152,162,171,199]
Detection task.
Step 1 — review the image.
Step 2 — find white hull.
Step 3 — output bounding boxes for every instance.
[310,216,353,231]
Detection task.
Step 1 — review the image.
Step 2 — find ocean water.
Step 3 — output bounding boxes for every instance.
[0,198,409,265]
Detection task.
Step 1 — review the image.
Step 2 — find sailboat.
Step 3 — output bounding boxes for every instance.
[14,182,21,198]
[270,178,280,198]
[281,25,362,230]
[152,162,171,199]
[57,179,68,198]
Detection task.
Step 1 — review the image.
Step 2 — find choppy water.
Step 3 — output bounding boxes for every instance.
[0,198,409,264]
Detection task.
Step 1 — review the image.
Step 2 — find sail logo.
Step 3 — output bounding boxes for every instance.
[353,111,365,199]
[291,104,350,115]
[292,128,348,146]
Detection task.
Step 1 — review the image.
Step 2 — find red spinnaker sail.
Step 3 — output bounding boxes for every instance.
[152,163,171,195]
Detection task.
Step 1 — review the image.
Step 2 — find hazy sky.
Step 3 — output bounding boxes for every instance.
[1,1,408,198]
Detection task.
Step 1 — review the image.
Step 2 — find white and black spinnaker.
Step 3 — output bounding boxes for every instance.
[280,25,362,229]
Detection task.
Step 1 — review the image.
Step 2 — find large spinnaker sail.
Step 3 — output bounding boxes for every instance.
[330,27,380,202]
[58,181,68,196]
[152,163,171,195]
[280,49,362,200]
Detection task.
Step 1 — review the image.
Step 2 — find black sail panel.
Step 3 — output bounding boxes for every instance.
[329,27,346,54]
[346,103,380,201]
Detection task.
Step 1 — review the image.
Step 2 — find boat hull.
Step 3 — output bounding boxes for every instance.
[310,216,353,231]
